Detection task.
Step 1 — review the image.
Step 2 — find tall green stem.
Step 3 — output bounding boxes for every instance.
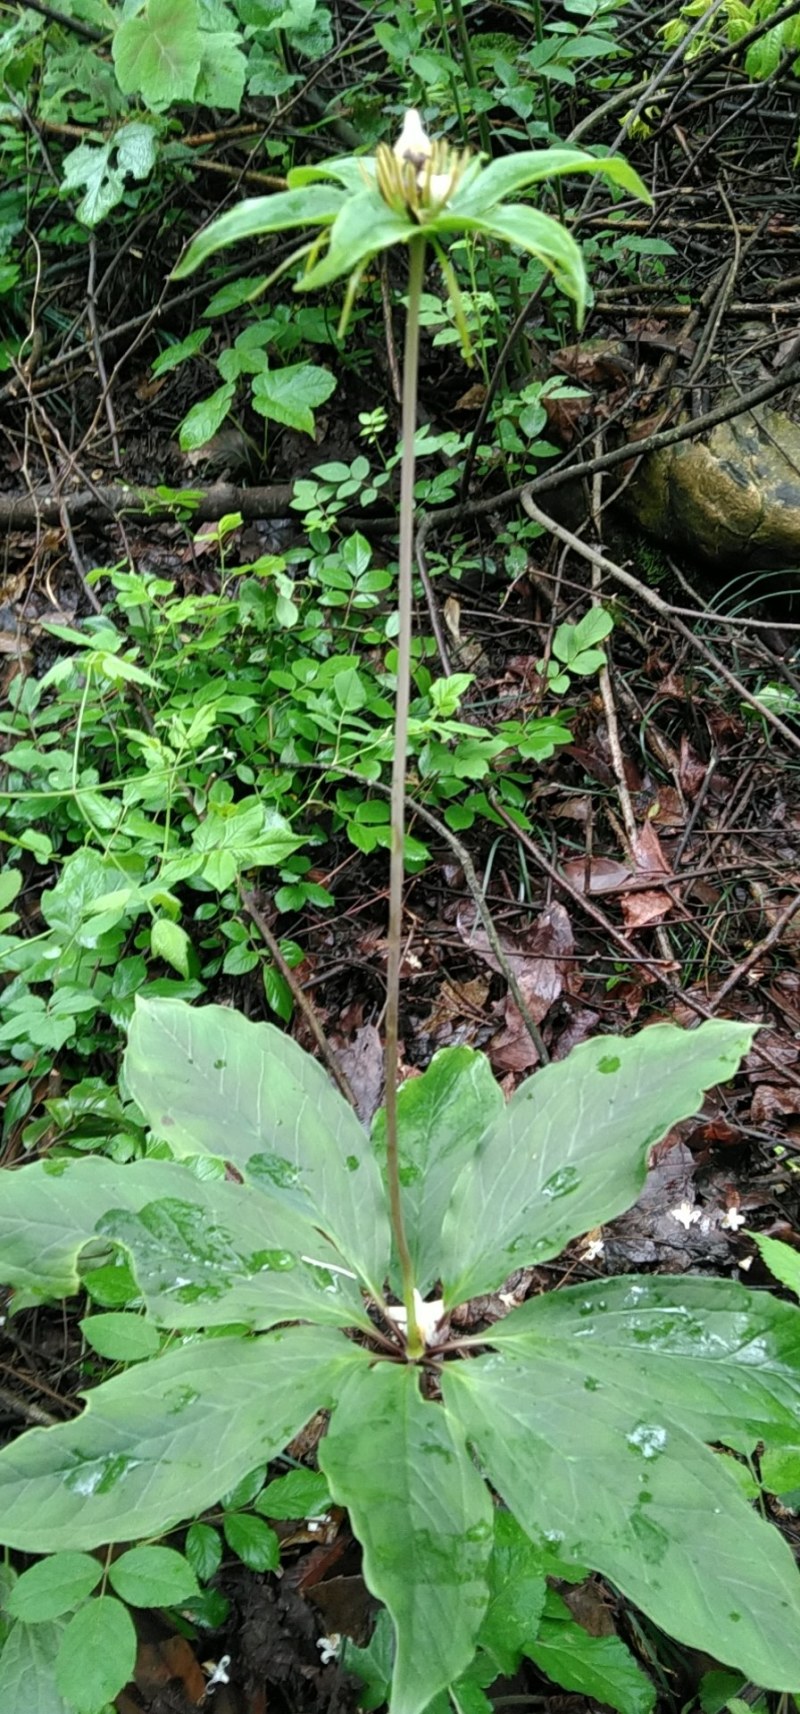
[384,233,426,1362]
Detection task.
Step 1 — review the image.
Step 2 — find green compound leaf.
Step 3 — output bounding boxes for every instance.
[440,1020,755,1308]
[0,1156,372,1332]
[319,1362,493,1714]
[371,1046,504,1296]
[7,1554,101,1623]
[0,1326,364,1552]
[251,362,337,436]
[109,1545,199,1607]
[487,1275,800,1455]
[125,998,391,1299]
[113,0,202,106]
[55,1597,136,1714]
[443,1349,800,1691]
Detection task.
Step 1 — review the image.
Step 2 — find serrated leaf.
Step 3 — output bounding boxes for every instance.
[194,31,246,108]
[124,998,391,1298]
[116,121,158,180]
[185,1522,222,1582]
[109,1545,198,1606]
[55,1597,136,1714]
[478,1510,547,1674]
[440,1021,755,1308]
[7,1554,101,1623]
[113,0,201,106]
[750,1232,800,1299]
[256,1468,331,1519]
[151,916,191,977]
[0,1326,364,1551]
[529,1589,655,1714]
[251,362,336,436]
[341,1609,394,1712]
[178,382,236,451]
[372,1047,504,1296]
[79,1313,161,1362]
[443,1350,800,1691]
[319,1362,493,1714]
[223,1512,280,1570]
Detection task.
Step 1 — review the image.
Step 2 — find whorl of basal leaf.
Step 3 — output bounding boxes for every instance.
[440,1020,756,1306]
[124,997,391,1299]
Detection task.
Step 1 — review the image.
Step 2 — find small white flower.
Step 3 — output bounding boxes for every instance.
[203,1655,231,1691]
[669,1199,702,1230]
[317,1634,341,1666]
[721,1206,747,1232]
[394,109,432,166]
[386,1291,445,1346]
[581,1236,605,1262]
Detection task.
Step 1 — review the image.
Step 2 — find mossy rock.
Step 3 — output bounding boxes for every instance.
[624,402,800,571]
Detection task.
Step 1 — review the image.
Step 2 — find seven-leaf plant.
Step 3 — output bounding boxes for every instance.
[1,1000,800,1712]
[3,115,800,1714]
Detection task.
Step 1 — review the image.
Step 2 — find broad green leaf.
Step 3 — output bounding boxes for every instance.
[178,381,236,452]
[256,1468,331,1518]
[7,1554,101,1622]
[0,869,22,910]
[223,1512,280,1570]
[371,1047,504,1295]
[454,148,651,216]
[488,1276,800,1455]
[0,1155,372,1331]
[116,120,158,181]
[319,1362,493,1714]
[0,1616,70,1714]
[288,156,368,194]
[341,1609,395,1713]
[478,1510,547,1675]
[172,187,345,277]
[440,1021,755,1308]
[194,31,247,109]
[80,1311,162,1362]
[751,1232,800,1298]
[109,1545,198,1606]
[0,1325,363,1551]
[55,1597,136,1714]
[187,798,301,888]
[443,1351,800,1691]
[444,204,587,318]
[60,141,122,227]
[572,607,614,651]
[185,1522,222,1581]
[124,998,391,1297]
[251,362,336,436]
[300,189,417,290]
[529,1589,655,1714]
[761,1445,800,1497]
[113,0,201,106]
[151,916,191,977]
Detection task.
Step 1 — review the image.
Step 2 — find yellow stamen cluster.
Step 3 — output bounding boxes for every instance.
[373,109,470,221]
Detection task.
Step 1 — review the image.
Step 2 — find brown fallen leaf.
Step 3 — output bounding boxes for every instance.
[458,902,577,1073]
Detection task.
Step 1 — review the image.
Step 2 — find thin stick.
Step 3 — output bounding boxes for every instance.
[385,235,427,1360]
[240,888,357,1109]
